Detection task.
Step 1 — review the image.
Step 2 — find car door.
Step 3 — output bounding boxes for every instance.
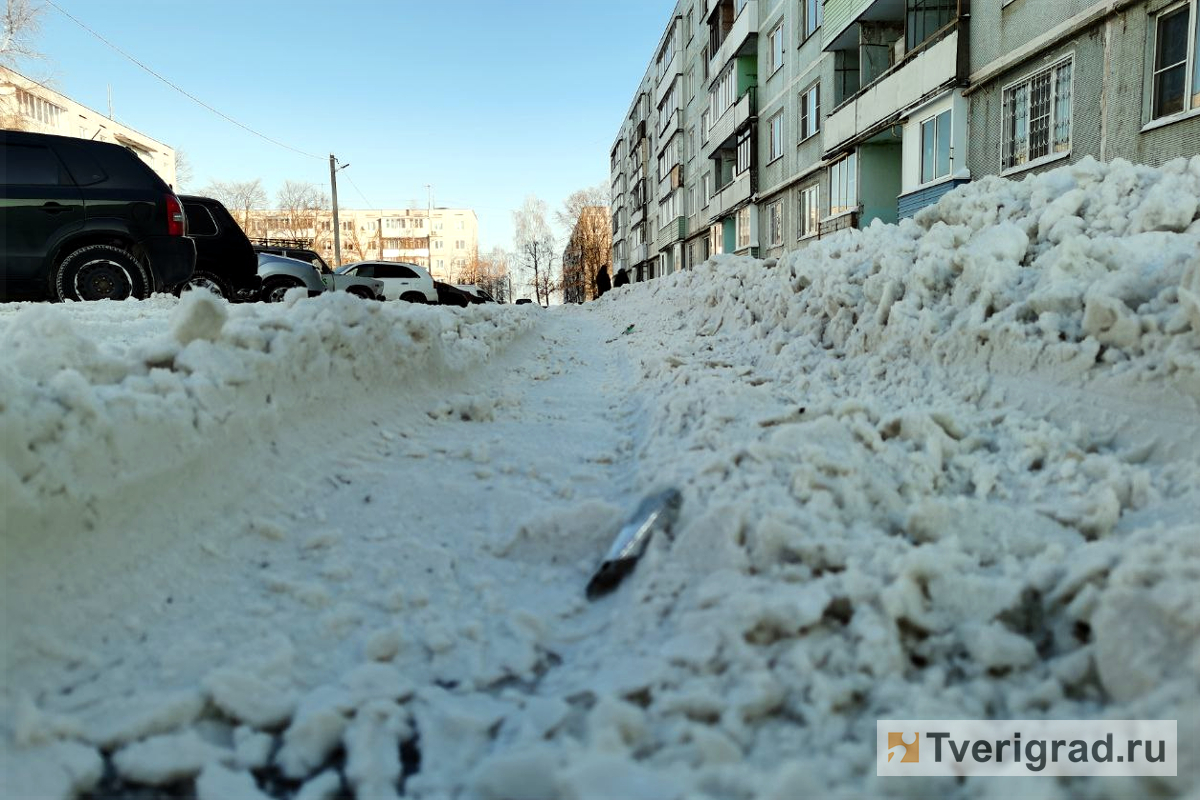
[371,263,413,300]
[0,138,85,297]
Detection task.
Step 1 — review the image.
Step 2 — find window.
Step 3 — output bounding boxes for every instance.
[800,0,823,40]
[456,220,465,229]
[1152,2,1200,119]
[702,171,712,203]
[906,0,956,52]
[183,204,218,236]
[688,185,697,216]
[920,108,952,183]
[768,111,784,161]
[798,184,820,238]
[710,223,723,255]
[711,62,738,120]
[736,128,752,174]
[686,9,694,41]
[688,126,696,161]
[800,84,821,140]
[829,153,857,215]
[702,45,710,81]
[736,207,752,249]
[769,23,784,74]
[768,201,783,245]
[16,89,63,127]
[1003,56,1072,170]
[701,109,711,141]
[455,239,466,249]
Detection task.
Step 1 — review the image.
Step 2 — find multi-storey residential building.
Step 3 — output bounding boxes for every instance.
[248,207,479,281]
[615,1,1198,283]
[966,0,1200,181]
[1,66,177,186]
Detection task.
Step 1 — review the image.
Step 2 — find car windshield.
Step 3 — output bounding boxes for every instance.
[334,266,356,275]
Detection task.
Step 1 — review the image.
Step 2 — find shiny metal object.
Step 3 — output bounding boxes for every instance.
[586,488,682,600]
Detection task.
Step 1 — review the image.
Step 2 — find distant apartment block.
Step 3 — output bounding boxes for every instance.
[611,0,1200,282]
[1,66,177,186]
[248,207,479,281]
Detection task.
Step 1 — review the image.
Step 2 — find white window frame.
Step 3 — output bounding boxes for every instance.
[1001,54,1074,174]
[919,108,953,184]
[768,200,783,245]
[829,152,858,216]
[798,183,820,239]
[768,110,784,162]
[736,207,752,250]
[800,0,823,41]
[1150,0,1200,121]
[769,22,785,75]
[800,83,821,141]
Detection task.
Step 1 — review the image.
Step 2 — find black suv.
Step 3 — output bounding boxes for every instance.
[1,130,195,301]
[178,196,262,301]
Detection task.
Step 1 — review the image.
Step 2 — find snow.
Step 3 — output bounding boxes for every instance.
[2,156,1199,798]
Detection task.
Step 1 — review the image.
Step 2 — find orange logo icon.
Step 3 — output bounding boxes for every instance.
[888,732,920,763]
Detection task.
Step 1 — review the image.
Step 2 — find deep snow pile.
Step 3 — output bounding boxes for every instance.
[2,155,1199,800]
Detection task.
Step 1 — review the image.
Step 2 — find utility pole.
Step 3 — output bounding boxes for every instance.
[330,155,350,267]
[425,184,433,275]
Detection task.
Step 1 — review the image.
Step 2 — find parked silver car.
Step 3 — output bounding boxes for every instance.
[256,253,384,302]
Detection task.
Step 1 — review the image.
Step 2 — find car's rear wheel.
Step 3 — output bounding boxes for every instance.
[54,244,151,302]
[262,277,304,303]
[400,292,426,304]
[178,270,231,300]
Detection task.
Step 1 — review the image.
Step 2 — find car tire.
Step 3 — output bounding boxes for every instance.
[400,292,426,304]
[347,287,372,300]
[262,277,304,303]
[54,244,151,302]
[178,270,231,300]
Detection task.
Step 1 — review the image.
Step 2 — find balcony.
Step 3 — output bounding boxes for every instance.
[658,108,680,141]
[655,50,681,106]
[631,204,646,227]
[709,0,758,75]
[632,243,650,264]
[825,29,958,151]
[705,87,755,158]
[658,216,687,245]
[710,171,752,219]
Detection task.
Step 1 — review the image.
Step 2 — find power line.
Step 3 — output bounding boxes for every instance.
[344,173,376,210]
[45,0,324,161]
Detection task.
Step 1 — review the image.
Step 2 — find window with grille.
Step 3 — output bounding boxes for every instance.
[798,184,820,238]
[768,111,784,162]
[800,83,821,140]
[1152,2,1200,119]
[1003,57,1072,170]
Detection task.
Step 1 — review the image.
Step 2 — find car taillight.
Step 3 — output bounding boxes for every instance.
[166,194,185,236]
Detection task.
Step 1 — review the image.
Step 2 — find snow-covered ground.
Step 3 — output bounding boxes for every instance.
[2,156,1199,799]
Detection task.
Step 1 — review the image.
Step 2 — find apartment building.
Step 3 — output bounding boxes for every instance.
[966,0,1200,180]
[248,207,479,281]
[613,0,1196,282]
[1,66,177,186]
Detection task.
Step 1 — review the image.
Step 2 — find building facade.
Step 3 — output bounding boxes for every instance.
[611,0,1199,282]
[247,207,479,281]
[1,67,177,186]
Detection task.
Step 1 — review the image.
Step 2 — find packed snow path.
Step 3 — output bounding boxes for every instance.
[3,156,1200,799]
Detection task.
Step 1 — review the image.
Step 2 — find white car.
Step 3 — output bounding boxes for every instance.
[336,261,437,303]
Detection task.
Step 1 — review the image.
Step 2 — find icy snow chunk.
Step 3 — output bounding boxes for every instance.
[277,685,353,779]
[295,770,343,800]
[112,729,230,785]
[963,622,1038,670]
[0,740,103,800]
[171,291,228,345]
[79,689,206,748]
[232,726,274,770]
[343,700,407,800]
[556,753,685,800]
[196,762,270,800]
[203,666,298,729]
[469,744,562,799]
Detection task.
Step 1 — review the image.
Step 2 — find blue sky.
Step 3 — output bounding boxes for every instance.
[32,0,670,250]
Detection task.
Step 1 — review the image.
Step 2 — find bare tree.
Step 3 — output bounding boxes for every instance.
[557,184,612,303]
[275,180,328,243]
[173,149,193,191]
[513,195,557,306]
[456,246,511,302]
[199,179,268,232]
[1,0,44,69]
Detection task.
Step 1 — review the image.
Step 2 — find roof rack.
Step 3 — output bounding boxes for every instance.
[250,237,314,248]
